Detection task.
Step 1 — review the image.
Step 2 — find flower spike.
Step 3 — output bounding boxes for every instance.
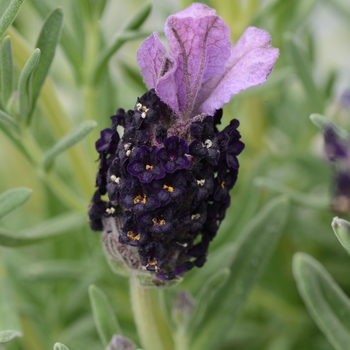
[89,3,278,284]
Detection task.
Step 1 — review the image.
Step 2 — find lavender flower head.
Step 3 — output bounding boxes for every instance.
[323,125,350,214]
[88,3,279,284]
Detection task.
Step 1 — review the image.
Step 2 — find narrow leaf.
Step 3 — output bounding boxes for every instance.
[21,261,87,281]
[284,33,324,112]
[190,268,230,329]
[17,48,41,120]
[0,273,22,343]
[293,253,350,350]
[53,343,70,350]
[0,212,85,247]
[30,8,63,118]
[94,31,151,84]
[42,120,97,171]
[191,196,289,350]
[0,330,22,343]
[255,176,330,209]
[0,36,14,104]
[310,113,350,139]
[88,284,121,347]
[332,216,350,252]
[92,2,152,83]
[0,187,32,220]
[0,109,19,130]
[122,2,152,31]
[0,0,24,39]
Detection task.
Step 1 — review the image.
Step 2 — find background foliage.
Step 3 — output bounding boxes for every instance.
[1,0,350,349]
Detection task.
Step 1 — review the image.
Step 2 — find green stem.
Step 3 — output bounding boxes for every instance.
[130,274,174,350]
[174,328,189,350]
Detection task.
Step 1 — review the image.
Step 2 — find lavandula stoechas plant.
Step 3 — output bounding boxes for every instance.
[89,3,279,284]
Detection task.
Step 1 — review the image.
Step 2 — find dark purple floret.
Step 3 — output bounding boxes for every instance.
[134,89,161,127]
[218,119,245,170]
[127,146,166,183]
[88,88,244,281]
[111,108,129,128]
[157,136,190,173]
[88,190,107,231]
[155,125,168,143]
[147,171,187,205]
[214,167,238,202]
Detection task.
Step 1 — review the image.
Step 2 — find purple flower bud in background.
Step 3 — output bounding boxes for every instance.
[88,3,278,283]
[106,335,136,350]
[323,126,350,214]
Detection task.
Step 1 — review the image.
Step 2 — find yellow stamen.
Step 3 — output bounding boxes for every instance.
[134,194,147,204]
[146,164,153,170]
[163,184,174,192]
[220,181,225,189]
[191,213,200,220]
[127,231,140,241]
[152,218,165,226]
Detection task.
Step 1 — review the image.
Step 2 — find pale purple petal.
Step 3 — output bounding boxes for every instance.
[164,3,216,21]
[156,9,231,119]
[195,27,279,116]
[137,32,167,89]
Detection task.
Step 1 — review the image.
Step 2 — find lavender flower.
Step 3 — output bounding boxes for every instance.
[323,126,350,214]
[88,3,278,283]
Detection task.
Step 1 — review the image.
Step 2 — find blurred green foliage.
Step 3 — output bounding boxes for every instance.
[1,0,350,349]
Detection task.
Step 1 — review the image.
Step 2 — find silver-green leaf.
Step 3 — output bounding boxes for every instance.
[42,120,97,171]
[0,187,32,220]
[284,33,324,113]
[93,2,152,83]
[53,343,70,350]
[0,273,22,343]
[190,268,230,329]
[0,330,22,343]
[332,216,350,252]
[88,284,122,347]
[191,196,289,350]
[0,212,85,247]
[0,109,19,130]
[293,253,350,350]
[0,0,25,40]
[30,7,63,118]
[0,36,14,104]
[310,113,350,139]
[17,48,41,120]
[255,176,330,209]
